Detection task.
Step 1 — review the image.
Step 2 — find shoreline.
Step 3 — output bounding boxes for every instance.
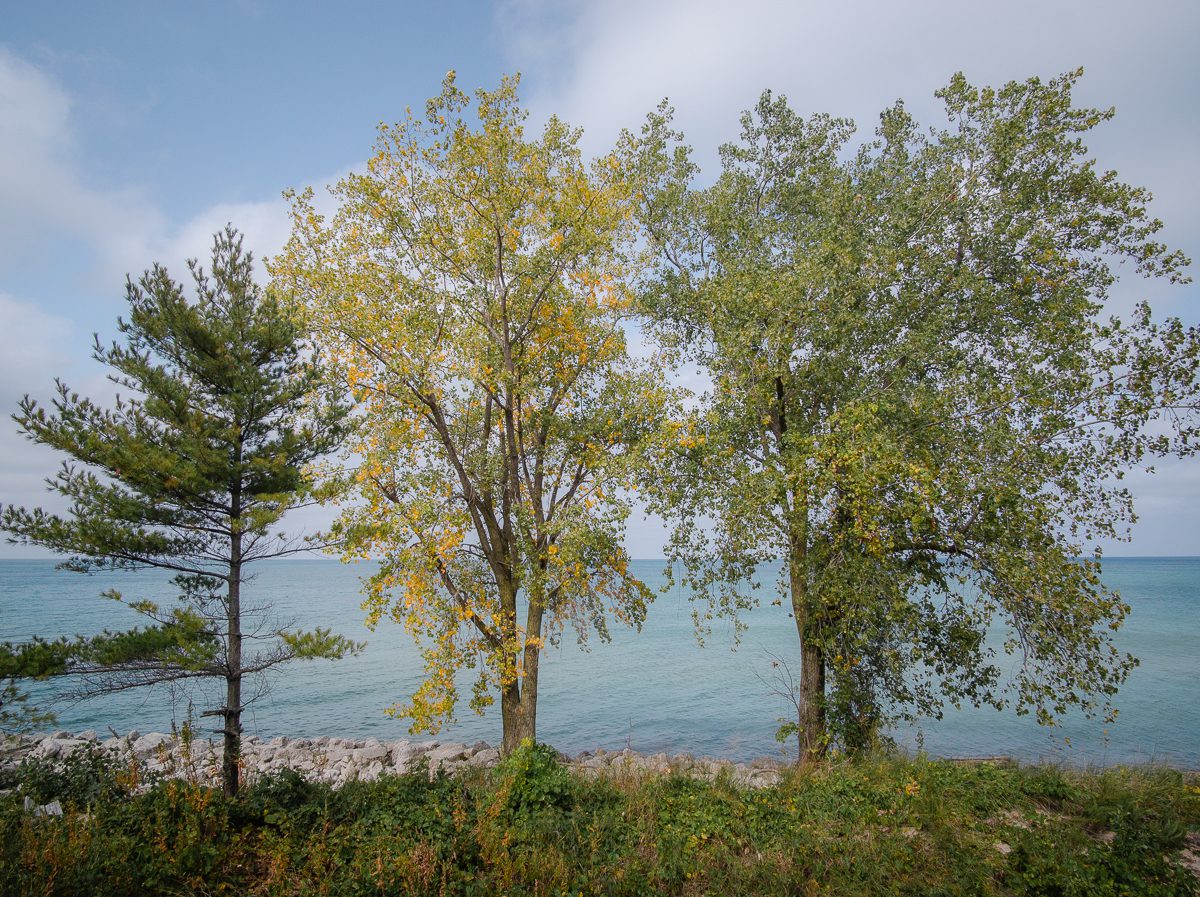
[3,729,795,789]
[10,729,1197,788]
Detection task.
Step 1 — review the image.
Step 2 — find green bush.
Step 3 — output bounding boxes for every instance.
[491,738,575,814]
[11,744,143,808]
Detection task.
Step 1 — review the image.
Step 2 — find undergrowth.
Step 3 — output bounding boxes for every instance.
[1,741,1196,896]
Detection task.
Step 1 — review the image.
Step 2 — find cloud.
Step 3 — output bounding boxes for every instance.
[0,292,98,556]
[0,49,164,279]
[0,293,75,402]
[502,0,1198,218]
[0,47,345,308]
[496,0,1200,556]
[144,199,293,286]
[0,51,348,556]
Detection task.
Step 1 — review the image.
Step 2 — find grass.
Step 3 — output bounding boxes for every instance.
[1,741,1197,895]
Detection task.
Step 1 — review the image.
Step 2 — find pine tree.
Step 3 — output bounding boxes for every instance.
[1,227,358,795]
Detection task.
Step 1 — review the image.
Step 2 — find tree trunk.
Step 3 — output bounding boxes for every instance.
[500,592,544,753]
[789,532,826,761]
[500,681,537,754]
[223,523,244,798]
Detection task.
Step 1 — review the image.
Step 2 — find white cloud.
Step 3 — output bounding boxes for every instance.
[0,49,164,278]
[0,292,75,402]
[145,199,293,285]
[496,0,1200,556]
[0,48,345,305]
[502,0,1198,207]
[0,292,101,557]
[0,51,350,556]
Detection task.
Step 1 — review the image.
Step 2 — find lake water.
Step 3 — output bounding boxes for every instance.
[2,557,1197,767]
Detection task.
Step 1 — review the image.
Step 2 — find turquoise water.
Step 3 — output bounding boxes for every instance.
[1,558,1197,767]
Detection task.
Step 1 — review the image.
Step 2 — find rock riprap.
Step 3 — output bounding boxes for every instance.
[1,731,785,789]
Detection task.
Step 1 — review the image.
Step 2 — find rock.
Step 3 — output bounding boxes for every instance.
[428,743,469,764]
[392,742,429,766]
[132,733,172,757]
[472,748,501,767]
[354,743,389,763]
[24,797,64,817]
[33,737,93,760]
[13,730,802,796]
[747,770,780,788]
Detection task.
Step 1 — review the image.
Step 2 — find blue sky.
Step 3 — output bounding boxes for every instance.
[2,0,1197,556]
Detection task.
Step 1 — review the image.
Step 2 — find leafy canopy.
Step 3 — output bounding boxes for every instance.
[636,69,1198,750]
[274,74,668,743]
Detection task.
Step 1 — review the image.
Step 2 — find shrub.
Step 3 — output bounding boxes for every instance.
[12,744,143,808]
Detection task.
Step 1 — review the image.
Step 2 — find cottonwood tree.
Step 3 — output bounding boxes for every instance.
[0,228,358,795]
[274,74,666,753]
[635,70,1200,757]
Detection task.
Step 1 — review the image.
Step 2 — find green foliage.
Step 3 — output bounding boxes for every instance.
[0,227,355,791]
[0,637,74,732]
[8,744,143,808]
[275,74,668,749]
[491,738,575,814]
[634,69,1200,753]
[277,627,361,661]
[237,767,329,827]
[0,623,222,733]
[0,753,1196,896]
[0,680,54,734]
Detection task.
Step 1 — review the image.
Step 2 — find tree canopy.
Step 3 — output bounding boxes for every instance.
[273,74,668,752]
[1,227,358,793]
[635,69,1199,755]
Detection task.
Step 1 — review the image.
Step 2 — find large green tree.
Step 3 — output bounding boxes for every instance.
[273,74,666,753]
[635,70,1199,757]
[1,227,358,795]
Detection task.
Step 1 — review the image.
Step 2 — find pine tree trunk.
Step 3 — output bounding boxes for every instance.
[789,531,826,761]
[223,515,244,798]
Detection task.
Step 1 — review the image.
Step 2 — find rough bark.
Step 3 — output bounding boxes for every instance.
[789,530,826,760]
[222,488,244,798]
[500,681,537,755]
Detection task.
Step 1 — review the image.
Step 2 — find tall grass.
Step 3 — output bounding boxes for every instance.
[2,742,1197,895]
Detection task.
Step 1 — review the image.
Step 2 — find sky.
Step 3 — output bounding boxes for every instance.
[1,0,1197,558]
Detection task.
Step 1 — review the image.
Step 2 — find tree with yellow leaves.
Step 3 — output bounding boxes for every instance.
[273,74,666,752]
